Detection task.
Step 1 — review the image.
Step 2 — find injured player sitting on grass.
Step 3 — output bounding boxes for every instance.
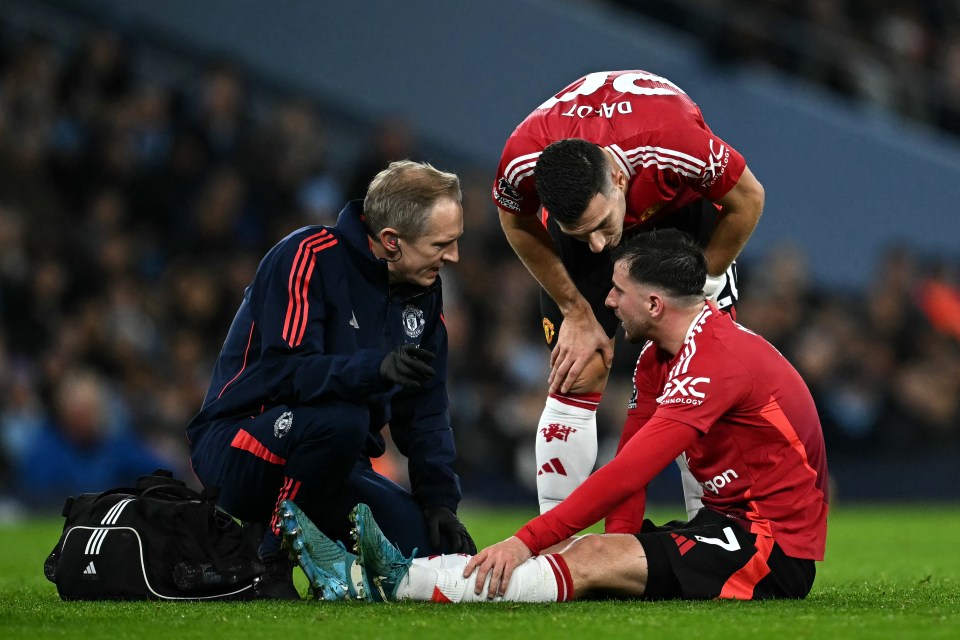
[280,230,829,603]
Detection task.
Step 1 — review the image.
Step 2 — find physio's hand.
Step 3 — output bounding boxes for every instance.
[703,272,728,302]
[423,505,477,554]
[463,536,533,599]
[548,309,613,394]
[380,344,435,389]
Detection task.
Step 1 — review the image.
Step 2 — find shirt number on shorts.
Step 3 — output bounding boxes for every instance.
[694,526,741,552]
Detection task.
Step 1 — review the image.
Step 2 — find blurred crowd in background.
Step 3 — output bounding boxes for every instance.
[613,0,960,136]
[0,11,957,514]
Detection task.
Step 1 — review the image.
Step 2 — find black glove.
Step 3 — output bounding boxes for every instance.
[423,505,477,554]
[379,344,436,389]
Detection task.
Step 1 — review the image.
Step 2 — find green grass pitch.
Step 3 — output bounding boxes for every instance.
[2,504,958,639]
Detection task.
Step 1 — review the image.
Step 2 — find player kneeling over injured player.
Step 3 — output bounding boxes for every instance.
[281,229,828,602]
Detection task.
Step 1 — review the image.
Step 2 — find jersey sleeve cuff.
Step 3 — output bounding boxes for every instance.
[514,525,541,555]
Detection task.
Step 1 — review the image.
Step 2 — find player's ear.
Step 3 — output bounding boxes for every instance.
[648,293,664,317]
[378,228,401,252]
[611,165,628,190]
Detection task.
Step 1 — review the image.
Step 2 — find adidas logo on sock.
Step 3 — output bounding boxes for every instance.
[537,458,567,476]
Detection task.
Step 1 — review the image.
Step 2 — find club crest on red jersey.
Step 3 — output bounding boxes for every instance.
[639,203,663,223]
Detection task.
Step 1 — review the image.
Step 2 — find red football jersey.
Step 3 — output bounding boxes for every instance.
[493,71,746,230]
[516,303,829,561]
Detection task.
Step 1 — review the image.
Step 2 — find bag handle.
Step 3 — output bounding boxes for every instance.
[136,470,185,490]
[138,483,205,502]
[88,480,205,505]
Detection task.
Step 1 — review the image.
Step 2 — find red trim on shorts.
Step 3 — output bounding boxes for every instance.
[671,533,696,556]
[718,534,774,600]
[230,428,287,465]
[549,392,602,412]
[545,554,575,601]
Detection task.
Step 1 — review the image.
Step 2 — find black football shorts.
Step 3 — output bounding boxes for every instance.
[636,508,816,600]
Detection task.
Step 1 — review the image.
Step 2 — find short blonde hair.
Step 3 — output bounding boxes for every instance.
[363,160,461,236]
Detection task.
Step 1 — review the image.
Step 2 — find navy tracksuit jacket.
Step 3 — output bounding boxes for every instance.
[187,202,460,555]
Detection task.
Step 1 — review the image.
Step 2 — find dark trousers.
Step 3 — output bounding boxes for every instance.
[189,402,432,558]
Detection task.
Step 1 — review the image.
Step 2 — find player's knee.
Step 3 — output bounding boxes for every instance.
[561,533,607,566]
[327,417,368,454]
[300,403,368,454]
[565,354,611,394]
[559,534,608,587]
[561,534,646,595]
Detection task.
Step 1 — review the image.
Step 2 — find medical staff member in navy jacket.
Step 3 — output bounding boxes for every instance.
[187,160,474,598]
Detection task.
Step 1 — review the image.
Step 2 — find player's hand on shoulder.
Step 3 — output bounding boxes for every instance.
[463,536,533,599]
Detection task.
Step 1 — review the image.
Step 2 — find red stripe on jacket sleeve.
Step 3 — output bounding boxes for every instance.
[283,231,329,343]
[281,233,340,348]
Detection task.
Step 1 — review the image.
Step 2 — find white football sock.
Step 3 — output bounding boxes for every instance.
[394,554,574,603]
[536,393,599,514]
[413,553,471,569]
